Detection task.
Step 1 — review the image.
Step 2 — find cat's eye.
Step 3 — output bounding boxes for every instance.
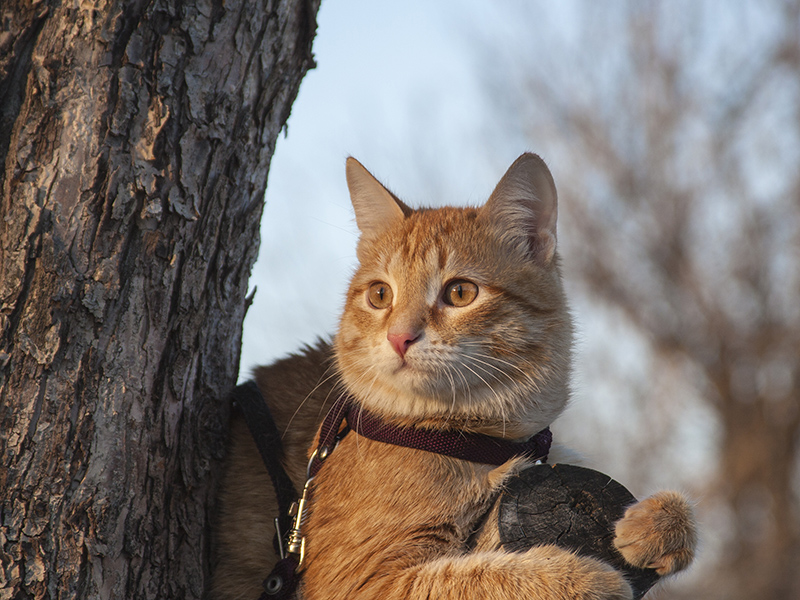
[442,280,479,307]
[367,281,393,309]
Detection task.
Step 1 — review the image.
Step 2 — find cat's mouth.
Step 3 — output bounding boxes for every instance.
[392,357,413,373]
[389,354,434,381]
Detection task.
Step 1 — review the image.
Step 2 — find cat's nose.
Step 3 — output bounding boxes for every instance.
[387,331,421,359]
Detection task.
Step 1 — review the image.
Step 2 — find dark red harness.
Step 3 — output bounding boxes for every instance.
[345,403,552,467]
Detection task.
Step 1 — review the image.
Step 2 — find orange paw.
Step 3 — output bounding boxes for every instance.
[613,491,697,575]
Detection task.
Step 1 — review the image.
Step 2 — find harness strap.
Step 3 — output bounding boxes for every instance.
[346,404,553,465]
[232,381,298,554]
[256,393,353,600]
[307,394,352,478]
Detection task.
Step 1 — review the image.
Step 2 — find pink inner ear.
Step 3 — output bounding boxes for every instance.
[528,228,557,264]
[516,192,557,264]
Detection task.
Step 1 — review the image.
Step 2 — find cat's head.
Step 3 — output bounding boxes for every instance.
[334,153,572,438]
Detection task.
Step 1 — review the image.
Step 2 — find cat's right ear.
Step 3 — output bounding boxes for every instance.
[346,157,410,237]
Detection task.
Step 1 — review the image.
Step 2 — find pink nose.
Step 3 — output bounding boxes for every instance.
[387,331,421,359]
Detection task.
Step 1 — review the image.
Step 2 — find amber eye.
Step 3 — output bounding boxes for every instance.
[443,280,479,307]
[367,281,393,309]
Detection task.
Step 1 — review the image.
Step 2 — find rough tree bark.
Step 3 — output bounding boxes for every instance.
[0,1,319,598]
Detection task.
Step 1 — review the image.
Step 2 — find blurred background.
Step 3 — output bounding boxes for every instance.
[239,1,800,598]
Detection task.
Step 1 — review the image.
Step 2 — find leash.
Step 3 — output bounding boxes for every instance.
[259,393,352,599]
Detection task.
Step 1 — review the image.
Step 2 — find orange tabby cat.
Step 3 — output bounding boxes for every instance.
[213,154,696,600]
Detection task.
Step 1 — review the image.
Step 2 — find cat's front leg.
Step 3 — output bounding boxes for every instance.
[399,546,633,600]
[613,490,697,575]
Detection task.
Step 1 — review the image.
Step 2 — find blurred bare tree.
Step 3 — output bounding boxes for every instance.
[483,1,800,598]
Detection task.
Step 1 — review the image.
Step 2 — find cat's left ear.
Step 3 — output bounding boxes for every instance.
[346,157,411,238]
[482,153,558,264]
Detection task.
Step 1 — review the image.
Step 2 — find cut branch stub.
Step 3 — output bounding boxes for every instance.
[499,463,660,600]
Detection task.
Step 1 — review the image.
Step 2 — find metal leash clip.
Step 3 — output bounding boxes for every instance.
[283,448,323,569]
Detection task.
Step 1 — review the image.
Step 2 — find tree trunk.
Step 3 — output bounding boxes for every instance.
[715,385,800,600]
[0,1,319,598]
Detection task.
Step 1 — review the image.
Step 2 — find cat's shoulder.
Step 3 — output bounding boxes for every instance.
[253,338,335,387]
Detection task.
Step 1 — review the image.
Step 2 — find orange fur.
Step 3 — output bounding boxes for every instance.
[613,491,697,575]
[212,154,696,600]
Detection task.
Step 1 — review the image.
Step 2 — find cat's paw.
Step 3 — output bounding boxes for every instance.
[613,490,697,576]
[566,553,633,600]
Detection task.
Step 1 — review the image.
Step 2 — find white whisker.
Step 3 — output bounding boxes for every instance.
[282,364,340,438]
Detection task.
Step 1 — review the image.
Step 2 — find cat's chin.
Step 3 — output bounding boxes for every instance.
[340,371,561,439]
[342,372,453,415]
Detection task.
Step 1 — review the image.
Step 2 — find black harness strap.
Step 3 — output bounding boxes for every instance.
[232,380,298,552]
